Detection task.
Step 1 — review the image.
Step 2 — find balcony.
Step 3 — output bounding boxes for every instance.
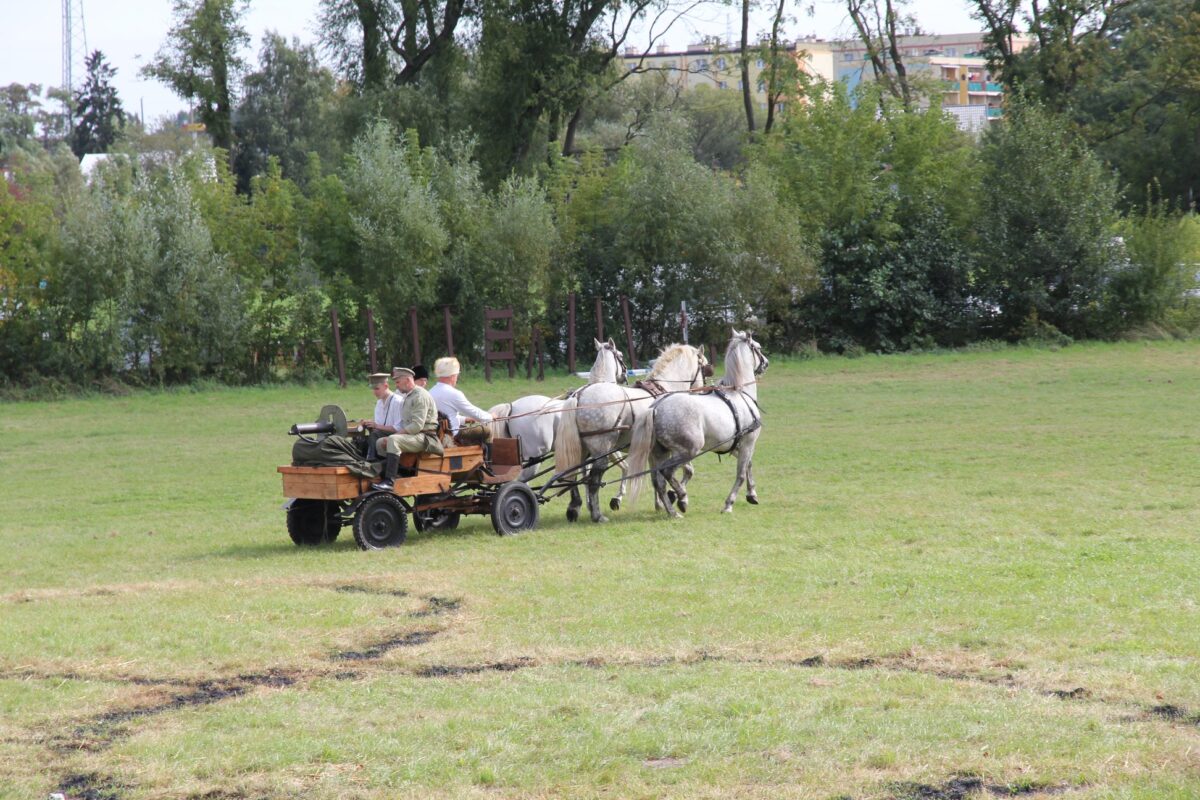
[987,107,1003,118]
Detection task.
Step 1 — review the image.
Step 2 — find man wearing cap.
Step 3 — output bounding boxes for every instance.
[363,373,404,459]
[428,356,493,434]
[371,367,444,491]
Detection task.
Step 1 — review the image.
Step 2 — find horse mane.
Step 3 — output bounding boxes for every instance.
[723,336,755,387]
[647,343,696,379]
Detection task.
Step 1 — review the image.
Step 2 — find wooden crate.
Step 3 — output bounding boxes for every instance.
[278,466,368,500]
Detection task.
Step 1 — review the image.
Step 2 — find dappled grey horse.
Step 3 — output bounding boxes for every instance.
[554,343,710,523]
[488,339,627,486]
[627,330,769,515]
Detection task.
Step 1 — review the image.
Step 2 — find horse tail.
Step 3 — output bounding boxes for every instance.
[554,396,582,476]
[488,403,512,440]
[625,405,656,506]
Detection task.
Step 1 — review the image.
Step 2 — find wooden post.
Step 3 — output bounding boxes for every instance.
[708,343,717,366]
[409,306,421,365]
[330,307,346,388]
[620,294,638,370]
[535,326,545,381]
[594,297,604,342]
[567,292,576,373]
[366,308,377,373]
[483,307,515,383]
[443,305,454,357]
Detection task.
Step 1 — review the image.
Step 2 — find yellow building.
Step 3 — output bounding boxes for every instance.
[623,32,1030,126]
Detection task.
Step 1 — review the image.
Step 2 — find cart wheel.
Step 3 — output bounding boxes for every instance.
[287,499,340,546]
[413,495,462,533]
[353,493,408,550]
[490,481,539,536]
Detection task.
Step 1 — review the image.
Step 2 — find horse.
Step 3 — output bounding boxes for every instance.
[554,343,711,523]
[488,339,627,484]
[627,330,769,515]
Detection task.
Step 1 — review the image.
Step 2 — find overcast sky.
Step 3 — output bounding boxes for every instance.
[0,0,981,125]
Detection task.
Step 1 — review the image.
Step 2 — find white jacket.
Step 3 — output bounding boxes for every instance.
[429,381,493,433]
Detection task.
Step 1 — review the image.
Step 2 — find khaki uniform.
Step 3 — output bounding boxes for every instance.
[384,386,444,456]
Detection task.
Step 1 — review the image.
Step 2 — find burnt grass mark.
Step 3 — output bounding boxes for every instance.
[0,669,190,687]
[416,657,537,678]
[332,630,438,661]
[1049,687,1090,701]
[1148,704,1200,726]
[57,672,296,753]
[56,771,127,800]
[333,584,409,598]
[886,776,1073,800]
[410,596,462,617]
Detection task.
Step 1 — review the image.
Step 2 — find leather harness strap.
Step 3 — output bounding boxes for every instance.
[711,387,762,455]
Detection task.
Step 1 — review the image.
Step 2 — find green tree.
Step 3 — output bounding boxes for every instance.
[977,98,1122,339]
[233,33,339,190]
[142,0,250,154]
[71,51,126,157]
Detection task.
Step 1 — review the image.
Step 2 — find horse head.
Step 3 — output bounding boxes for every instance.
[727,329,768,386]
[591,338,627,384]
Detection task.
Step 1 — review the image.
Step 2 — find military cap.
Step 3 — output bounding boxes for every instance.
[392,366,416,379]
[368,373,391,386]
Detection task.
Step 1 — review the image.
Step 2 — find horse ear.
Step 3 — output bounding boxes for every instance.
[731,327,742,338]
[608,336,615,347]
[594,338,603,349]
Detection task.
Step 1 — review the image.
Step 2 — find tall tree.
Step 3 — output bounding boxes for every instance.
[71,51,125,157]
[233,33,338,190]
[845,0,917,111]
[142,0,250,153]
[317,0,471,89]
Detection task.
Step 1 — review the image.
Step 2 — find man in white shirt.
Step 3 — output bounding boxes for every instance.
[428,357,493,434]
[363,373,404,458]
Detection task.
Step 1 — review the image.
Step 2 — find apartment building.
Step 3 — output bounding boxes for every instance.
[624,32,1030,129]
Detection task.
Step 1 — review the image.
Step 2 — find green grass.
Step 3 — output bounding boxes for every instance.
[2,342,1200,799]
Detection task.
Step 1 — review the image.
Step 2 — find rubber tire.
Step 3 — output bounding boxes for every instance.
[287,499,340,546]
[353,493,409,550]
[413,495,462,533]
[490,481,539,536]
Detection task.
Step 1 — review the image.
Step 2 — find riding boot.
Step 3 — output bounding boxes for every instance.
[371,454,400,491]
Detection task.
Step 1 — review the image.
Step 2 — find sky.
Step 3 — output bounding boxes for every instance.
[0,0,981,126]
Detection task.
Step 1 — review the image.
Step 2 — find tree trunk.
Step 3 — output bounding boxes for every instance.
[740,0,756,133]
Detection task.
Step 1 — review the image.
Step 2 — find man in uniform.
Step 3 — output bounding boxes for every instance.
[362,373,404,460]
[429,356,493,434]
[411,364,430,389]
[371,367,444,491]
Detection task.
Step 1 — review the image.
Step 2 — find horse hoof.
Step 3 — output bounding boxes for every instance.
[746,495,759,505]
[666,490,677,505]
[609,498,621,511]
[722,506,733,514]
[566,508,579,523]
[677,500,687,514]
[592,515,609,524]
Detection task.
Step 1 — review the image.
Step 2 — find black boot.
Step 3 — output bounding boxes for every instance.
[371,454,400,491]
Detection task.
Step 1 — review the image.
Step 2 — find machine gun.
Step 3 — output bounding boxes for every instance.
[288,405,354,443]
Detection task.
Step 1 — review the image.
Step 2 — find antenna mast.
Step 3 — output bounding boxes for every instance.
[61,0,89,116]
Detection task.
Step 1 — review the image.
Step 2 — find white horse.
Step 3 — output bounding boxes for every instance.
[554,343,710,523]
[627,330,769,515]
[488,339,627,483]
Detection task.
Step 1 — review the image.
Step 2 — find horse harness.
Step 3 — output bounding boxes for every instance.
[706,386,763,455]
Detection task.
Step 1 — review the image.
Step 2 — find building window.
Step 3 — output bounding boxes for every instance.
[757,81,766,93]
[694,58,707,70]
[626,62,638,71]
[756,58,765,68]
[716,57,726,69]
[843,52,854,61]
[719,81,728,89]
[945,47,956,56]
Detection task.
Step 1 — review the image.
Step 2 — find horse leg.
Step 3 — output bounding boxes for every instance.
[586,457,609,523]
[565,482,582,523]
[609,454,627,511]
[723,446,752,513]
[663,460,691,514]
[746,461,759,504]
[675,462,695,513]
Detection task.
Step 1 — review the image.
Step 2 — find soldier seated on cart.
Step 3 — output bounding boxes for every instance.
[362,372,403,460]
[370,367,445,492]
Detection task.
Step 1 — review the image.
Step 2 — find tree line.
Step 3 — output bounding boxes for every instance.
[2,0,1199,391]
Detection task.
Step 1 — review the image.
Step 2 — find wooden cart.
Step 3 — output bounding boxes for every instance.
[278,437,538,550]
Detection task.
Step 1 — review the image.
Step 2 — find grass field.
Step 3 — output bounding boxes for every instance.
[2,342,1199,800]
